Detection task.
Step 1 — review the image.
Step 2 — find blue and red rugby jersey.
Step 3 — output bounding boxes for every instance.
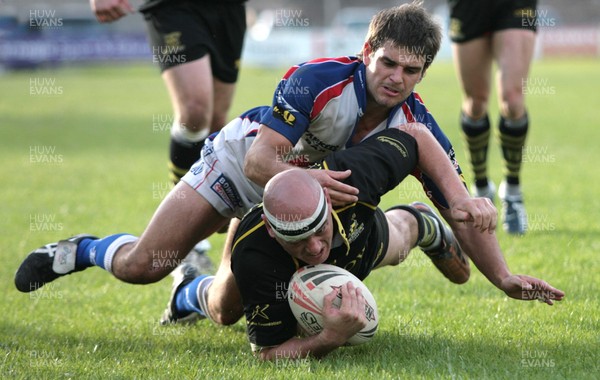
[255,56,465,209]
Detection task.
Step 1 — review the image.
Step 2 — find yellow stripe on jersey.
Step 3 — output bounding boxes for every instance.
[232,219,266,252]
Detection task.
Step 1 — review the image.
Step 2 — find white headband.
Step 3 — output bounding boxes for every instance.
[263,187,328,242]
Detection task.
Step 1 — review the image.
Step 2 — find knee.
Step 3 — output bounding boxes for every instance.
[178,99,212,133]
[500,89,526,119]
[463,94,489,119]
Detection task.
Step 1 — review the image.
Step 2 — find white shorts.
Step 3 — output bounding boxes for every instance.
[181,117,264,219]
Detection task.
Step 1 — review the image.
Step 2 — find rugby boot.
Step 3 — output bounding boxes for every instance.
[15,234,97,292]
[412,202,470,284]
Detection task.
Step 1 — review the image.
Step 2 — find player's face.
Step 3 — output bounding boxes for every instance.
[277,213,334,265]
[363,41,426,108]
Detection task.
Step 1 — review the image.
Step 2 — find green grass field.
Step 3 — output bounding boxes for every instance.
[1,58,598,379]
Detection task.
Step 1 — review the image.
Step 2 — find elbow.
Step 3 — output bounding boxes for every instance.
[244,152,258,183]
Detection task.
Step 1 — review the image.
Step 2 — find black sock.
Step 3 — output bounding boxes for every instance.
[461,112,491,188]
[169,137,204,184]
[498,113,528,186]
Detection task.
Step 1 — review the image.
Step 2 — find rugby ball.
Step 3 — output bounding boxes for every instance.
[288,264,378,345]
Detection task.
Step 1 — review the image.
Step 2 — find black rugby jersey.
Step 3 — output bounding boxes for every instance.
[231,129,418,349]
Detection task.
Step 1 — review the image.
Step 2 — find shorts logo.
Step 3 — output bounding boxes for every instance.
[273,105,296,126]
[211,174,242,211]
[163,31,185,53]
[376,136,408,157]
[449,18,463,40]
[190,161,204,176]
[203,145,214,157]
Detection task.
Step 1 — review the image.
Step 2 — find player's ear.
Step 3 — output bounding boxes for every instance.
[323,188,333,209]
[362,42,373,64]
[261,214,277,238]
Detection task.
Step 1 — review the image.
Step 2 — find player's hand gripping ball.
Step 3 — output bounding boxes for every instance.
[288,264,378,345]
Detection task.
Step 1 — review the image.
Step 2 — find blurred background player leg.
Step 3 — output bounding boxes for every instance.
[452,36,496,201]
[493,28,535,235]
[141,1,246,183]
[449,0,536,235]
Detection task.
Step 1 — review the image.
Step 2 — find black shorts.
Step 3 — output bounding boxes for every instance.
[448,0,538,43]
[141,0,246,82]
[368,207,390,271]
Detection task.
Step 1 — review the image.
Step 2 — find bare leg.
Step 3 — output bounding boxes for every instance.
[452,37,494,119]
[493,29,536,120]
[374,209,418,269]
[111,182,229,283]
[162,56,215,133]
[211,78,237,133]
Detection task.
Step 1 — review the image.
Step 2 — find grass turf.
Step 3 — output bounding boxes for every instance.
[0,59,598,379]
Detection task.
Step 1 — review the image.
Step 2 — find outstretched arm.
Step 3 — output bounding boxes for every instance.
[441,213,565,305]
[401,123,564,304]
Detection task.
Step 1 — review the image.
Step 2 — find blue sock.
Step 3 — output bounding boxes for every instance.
[76,233,137,272]
[174,275,212,318]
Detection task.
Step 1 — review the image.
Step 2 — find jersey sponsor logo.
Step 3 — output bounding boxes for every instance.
[347,213,365,244]
[272,105,296,126]
[250,304,270,321]
[247,304,283,327]
[303,130,339,153]
[211,174,243,211]
[376,136,408,157]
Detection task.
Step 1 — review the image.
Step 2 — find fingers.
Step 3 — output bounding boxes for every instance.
[308,169,359,206]
[328,189,359,207]
[510,275,565,305]
[321,282,367,344]
[341,283,366,324]
[471,198,496,233]
[452,197,497,233]
[331,282,366,314]
[322,286,340,312]
[323,171,359,194]
[325,169,352,181]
